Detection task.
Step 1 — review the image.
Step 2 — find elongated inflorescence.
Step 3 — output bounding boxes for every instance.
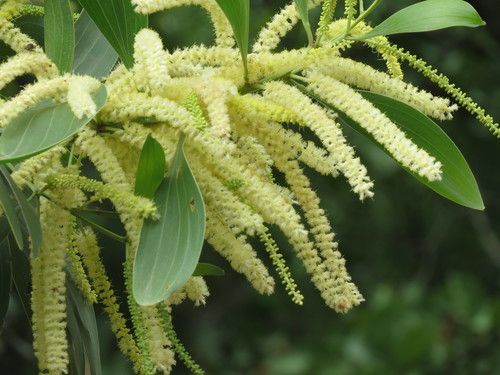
[0,0,497,374]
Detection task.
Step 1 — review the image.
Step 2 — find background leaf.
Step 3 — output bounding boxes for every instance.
[44,0,75,72]
[0,85,107,164]
[193,262,225,277]
[9,244,31,324]
[0,175,24,250]
[0,166,42,257]
[66,273,102,375]
[77,0,148,68]
[337,91,484,210]
[360,0,485,39]
[294,0,314,46]
[0,236,11,332]
[73,10,119,78]
[133,135,206,306]
[71,208,127,243]
[135,134,166,199]
[214,0,250,75]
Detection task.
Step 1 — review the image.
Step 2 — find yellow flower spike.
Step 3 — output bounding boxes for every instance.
[76,228,146,373]
[232,135,274,183]
[67,225,97,304]
[103,134,142,184]
[157,304,204,375]
[0,0,26,19]
[313,56,457,120]
[191,157,264,236]
[141,306,176,374]
[123,260,158,375]
[205,209,275,296]
[30,256,47,371]
[184,276,210,306]
[317,0,338,38]
[229,94,300,124]
[183,91,208,130]
[133,28,170,95]
[344,0,358,20]
[258,228,304,305]
[168,45,239,75]
[306,71,444,181]
[12,146,66,188]
[0,52,58,91]
[196,78,236,139]
[321,19,403,79]
[75,128,131,191]
[263,81,374,200]
[67,76,101,119]
[75,127,150,251]
[35,198,72,375]
[252,0,323,53]
[0,76,68,128]
[233,114,364,312]
[0,17,40,53]
[370,41,500,137]
[46,174,157,219]
[132,0,234,48]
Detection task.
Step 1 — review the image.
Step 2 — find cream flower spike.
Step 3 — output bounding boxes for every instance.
[133,29,170,94]
[253,0,322,53]
[132,0,235,47]
[306,71,443,181]
[313,57,457,120]
[67,76,101,119]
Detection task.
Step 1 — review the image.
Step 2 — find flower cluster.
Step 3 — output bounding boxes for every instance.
[0,0,498,374]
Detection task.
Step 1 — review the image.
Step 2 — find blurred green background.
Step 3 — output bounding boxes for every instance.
[1,1,499,374]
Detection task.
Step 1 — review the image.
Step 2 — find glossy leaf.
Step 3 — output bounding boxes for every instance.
[294,0,314,45]
[67,273,102,375]
[0,166,42,257]
[77,0,148,68]
[134,134,206,306]
[0,174,24,249]
[360,0,485,39]
[0,84,107,164]
[0,236,11,331]
[135,135,166,199]
[193,262,225,277]
[73,10,119,78]
[337,91,484,210]
[215,0,250,74]
[44,0,75,72]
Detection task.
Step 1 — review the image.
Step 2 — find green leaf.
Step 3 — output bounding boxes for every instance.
[360,0,485,39]
[0,174,24,249]
[193,262,225,277]
[44,0,75,72]
[77,0,148,68]
[294,0,314,46]
[73,10,119,78]
[214,0,250,76]
[0,84,107,164]
[133,134,206,306]
[0,166,42,257]
[338,91,484,210]
[135,135,166,199]
[10,244,31,324]
[66,273,102,375]
[71,208,127,243]
[0,236,12,331]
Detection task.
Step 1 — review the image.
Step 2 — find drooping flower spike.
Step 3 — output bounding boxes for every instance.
[0,0,497,374]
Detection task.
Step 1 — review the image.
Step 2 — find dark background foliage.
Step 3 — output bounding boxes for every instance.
[1,1,499,374]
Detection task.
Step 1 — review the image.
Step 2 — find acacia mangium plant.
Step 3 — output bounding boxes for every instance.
[0,0,498,374]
